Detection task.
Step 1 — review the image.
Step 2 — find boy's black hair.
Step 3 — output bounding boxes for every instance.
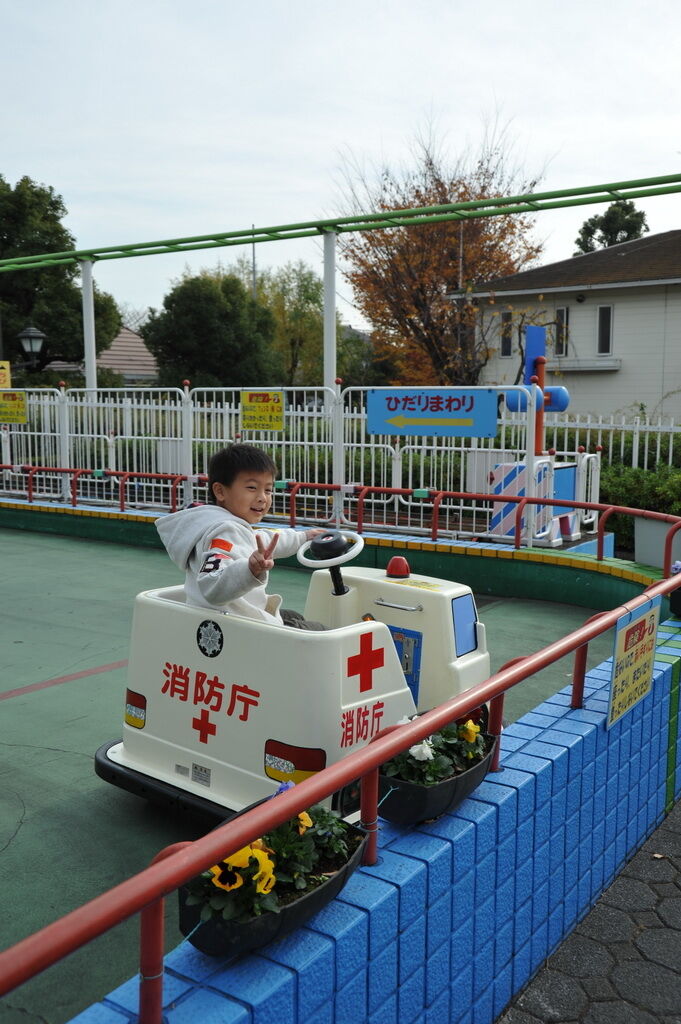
[207,444,278,502]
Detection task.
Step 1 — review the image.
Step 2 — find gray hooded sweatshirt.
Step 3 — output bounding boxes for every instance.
[155,504,307,624]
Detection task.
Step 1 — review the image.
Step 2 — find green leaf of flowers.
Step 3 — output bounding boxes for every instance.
[450,747,466,765]
[199,904,214,922]
[209,894,229,910]
[221,901,240,921]
[432,753,452,773]
[259,893,280,913]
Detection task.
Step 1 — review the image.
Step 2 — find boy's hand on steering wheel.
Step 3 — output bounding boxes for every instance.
[249,532,279,577]
[305,528,327,540]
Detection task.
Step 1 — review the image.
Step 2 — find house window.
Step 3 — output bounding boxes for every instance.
[555,307,569,356]
[598,305,613,355]
[500,312,512,357]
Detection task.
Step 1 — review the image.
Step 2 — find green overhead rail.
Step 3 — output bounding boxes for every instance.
[1,172,680,273]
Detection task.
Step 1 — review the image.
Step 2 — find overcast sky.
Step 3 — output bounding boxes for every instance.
[2,0,680,330]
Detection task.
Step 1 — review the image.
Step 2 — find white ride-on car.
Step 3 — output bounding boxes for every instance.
[95,531,490,818]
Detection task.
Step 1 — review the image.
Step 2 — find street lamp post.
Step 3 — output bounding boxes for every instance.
[16,325,46,369]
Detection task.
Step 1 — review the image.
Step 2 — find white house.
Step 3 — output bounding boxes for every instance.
[472,230,681,419]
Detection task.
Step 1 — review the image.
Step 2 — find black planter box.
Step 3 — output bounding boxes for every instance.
[178,825,367,959]
[377,735,497,826]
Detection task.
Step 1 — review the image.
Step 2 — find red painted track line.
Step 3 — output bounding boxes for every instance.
[0,660,128,701]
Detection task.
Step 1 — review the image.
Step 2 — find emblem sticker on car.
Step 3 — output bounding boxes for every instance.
[196,620,224,658]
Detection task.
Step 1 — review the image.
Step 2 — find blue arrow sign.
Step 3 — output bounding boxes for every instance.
[367,388,498,437]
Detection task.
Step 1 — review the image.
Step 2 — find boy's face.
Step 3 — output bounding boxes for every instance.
[212,470,274,524]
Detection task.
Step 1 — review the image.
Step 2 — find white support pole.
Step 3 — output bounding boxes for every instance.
[80,259,97,390]
[323,233,345,524]
[181,382,195,507]
[331,379,345,525]
[323,231,337,392]
[57,384,71,501]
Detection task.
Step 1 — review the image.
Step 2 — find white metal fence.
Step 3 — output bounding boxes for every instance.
[0,384,633,542]
[543,411,681,471]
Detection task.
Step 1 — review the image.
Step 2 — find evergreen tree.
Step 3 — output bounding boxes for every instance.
[0,175,120,369]
[574,200,649,255]
[143,273,281,387]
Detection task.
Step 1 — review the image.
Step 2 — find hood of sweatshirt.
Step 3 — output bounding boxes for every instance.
[155,504,239,571]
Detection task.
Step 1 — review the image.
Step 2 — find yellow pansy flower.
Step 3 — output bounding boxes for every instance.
[251,838,274,854]
[251,848,276,893]
[298,811,313,835]
[224,846,253,869]
[255,867,276,894]
[459,719,480,743]
[209,863,244,891]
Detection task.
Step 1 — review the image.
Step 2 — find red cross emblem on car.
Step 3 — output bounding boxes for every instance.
[347,631,385,693]
[192,707,217,744]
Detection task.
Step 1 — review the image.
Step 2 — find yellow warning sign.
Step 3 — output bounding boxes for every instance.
[391,579,442,591]
[607,597,660,729]
[0,390,27,424]
[0,362,11,389]
[240,391,284,432]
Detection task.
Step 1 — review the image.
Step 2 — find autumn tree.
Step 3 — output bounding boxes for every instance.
[0,175,120,373]
[574,200,649,255]
[338,129,543,385]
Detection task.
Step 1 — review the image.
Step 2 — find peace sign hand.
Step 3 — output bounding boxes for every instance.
[249,532,279,578]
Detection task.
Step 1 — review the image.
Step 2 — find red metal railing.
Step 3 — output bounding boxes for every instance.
[6,469,681,572]
[571,613,611,708]
[284,481,681,577]
[111,471,191,513]
[427,487,681,571]
[139,843,191,1021]
[2,572,681,1023]
[423,487,681,578]
[23,465,93,507]
[354,486,414,533]
[287,481,340,527]
[0,464,197,513]
[507,494,681,569]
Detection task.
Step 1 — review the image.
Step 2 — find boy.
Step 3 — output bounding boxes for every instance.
[156,444,324,627]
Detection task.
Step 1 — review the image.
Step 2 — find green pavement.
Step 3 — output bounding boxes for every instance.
[0,528,613,1024]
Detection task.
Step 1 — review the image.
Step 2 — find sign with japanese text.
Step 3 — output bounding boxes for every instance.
[240,390,284,432]
[0,362,11,389]
[0,390,27,424]
[607,596,660,729]
[340,699,385,748]
[367,388,498,437]
[161,660,260,744]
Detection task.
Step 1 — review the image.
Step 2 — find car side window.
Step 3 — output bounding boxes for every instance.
[452,594,478,657]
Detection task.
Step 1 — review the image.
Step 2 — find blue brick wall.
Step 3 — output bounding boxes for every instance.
[70,623,679,1024]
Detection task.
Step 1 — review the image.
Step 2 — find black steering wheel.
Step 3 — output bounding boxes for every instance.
[297,530,364,568]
